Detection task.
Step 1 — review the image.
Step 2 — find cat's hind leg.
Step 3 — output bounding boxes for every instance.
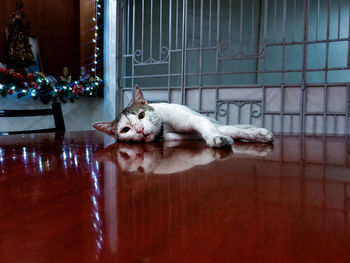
[163,131,202,141]
[218,125,274,143]
[163,120,233,148]
[163,130,233,148]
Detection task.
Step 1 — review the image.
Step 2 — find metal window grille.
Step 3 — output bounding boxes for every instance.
[117,0,350,134]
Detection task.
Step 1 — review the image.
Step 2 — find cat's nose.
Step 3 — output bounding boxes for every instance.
[136,127,144,134]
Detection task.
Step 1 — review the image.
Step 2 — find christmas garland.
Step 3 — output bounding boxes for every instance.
[0,67,103,104]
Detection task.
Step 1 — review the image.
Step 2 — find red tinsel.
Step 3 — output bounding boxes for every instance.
[26,73,34,80]
[73,84,84,96]
[12,72,24,79]
[29,81,37,88]
[0,67,9,74]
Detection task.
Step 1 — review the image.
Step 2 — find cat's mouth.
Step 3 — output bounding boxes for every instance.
[143,133,153,142]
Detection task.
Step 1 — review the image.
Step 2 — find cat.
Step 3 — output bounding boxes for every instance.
[93,85,274,148]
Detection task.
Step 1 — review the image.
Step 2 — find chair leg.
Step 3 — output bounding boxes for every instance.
[52,103,66,132]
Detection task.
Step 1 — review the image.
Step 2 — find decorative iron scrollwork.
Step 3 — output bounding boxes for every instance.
[134,46,170,65]
[218,39,265,59]
[251,103,262,118]
[217,100,263,119]
[217,101,228,117]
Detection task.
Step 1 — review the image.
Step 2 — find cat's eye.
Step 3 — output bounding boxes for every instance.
[120,151,130,160]
[138,111,145,120]
[120,127,130,133]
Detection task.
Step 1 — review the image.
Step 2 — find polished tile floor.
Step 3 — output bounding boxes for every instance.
[0,131,349,262]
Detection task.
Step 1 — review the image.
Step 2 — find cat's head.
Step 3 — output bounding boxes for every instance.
[93,85,162,142]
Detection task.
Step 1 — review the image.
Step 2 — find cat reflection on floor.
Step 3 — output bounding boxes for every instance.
[96,141,273,175]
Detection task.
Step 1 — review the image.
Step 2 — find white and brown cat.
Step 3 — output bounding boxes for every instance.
[93,85,274,147]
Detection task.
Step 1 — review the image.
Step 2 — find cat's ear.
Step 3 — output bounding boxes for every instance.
[93,121,117,138]
[132,85,147,105]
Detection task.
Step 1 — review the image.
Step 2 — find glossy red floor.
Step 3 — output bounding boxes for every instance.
[0,131,349,262]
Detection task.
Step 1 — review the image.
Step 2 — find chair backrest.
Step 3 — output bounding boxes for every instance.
[0,103,65,135]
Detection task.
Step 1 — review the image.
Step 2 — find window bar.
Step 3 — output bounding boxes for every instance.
[251,0,255,52]
[229,0,232,54]
[324,0,331,134]
[176,0,179,49]
[159,0,163,60]
[273,0,277,42]
[316,0,320,41]
[226,102,230,125]
[216,0,221,72]
[281,0,287,84]
[208,0,212,47]
[300,0,310,134]
[338,0,341,39]
[323,85,328,134]
[117,0,125,112]
[262,86,266,128]
[181,0,188,105]
[240,0,243,52]
[142,0,144,62]
[280,85,285,133]
[271,113,275,132]
[254,0,262,84]
[168,0,173,100]
[199,0,204,112]
[263,0,268,71]
[293,0,297,42]
[122,68,350,79]
[264,0,268,43]
[249,102,253,124]
[192,0,196,48]
[132,0,135,90]
[150,0,154,60]
[325,0,331,84]
[127,0,130,54]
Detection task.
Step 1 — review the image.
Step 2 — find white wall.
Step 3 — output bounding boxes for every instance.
[0,96,104,132]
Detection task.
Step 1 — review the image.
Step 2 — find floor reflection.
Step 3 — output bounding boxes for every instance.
[0,132,106,263]
[0,136,103,177]
[0,133,349,262]
[97,136,350,262]
[96,140,274,175]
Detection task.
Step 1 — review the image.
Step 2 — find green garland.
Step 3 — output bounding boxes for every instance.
[0,68,103,104]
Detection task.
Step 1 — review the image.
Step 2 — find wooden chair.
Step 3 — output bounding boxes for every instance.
[0,103,65,135]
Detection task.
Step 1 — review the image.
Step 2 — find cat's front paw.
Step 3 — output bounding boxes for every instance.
[255,128,274,143]
[206,135,233,148]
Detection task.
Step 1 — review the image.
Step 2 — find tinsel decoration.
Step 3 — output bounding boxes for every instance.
[0,66,103,104]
